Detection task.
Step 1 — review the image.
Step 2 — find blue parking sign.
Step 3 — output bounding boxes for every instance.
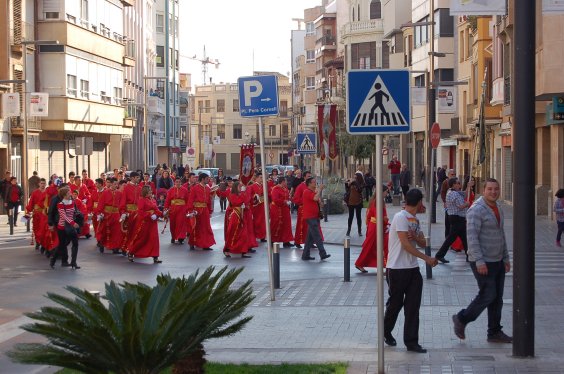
[237,75,279,117]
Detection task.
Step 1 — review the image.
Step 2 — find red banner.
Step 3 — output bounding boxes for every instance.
[317,104,338,161]
[239,144,255,185]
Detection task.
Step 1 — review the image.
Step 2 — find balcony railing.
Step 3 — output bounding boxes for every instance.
[503,76,511,105]
[341,19,384,36]
[10,117,41,131]
[316,35,336,46]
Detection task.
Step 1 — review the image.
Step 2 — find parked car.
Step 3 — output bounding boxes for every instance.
[194,169,212,178]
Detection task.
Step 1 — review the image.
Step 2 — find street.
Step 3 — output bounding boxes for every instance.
[0,199,563,373]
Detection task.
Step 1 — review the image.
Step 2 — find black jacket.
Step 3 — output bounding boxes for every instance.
[3,184,24,205]
[48,195,62,227]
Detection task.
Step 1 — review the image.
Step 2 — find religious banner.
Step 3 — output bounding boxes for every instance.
[239,144,255,185]
[317,104,338,161]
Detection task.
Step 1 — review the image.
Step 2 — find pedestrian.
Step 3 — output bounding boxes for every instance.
[388,156,401,194]
[164,178,189,244]
[187,173,216,251]
[452,178,512,344]
[71,190,91,239]
[119,172,141,254]
[553,189,564,247]
[399,164,411,201]
[452,176,475,252]
[95,178,123,254]
[127,185,163,264]
[441,169,456,237]
[139,173,156,195]
[24,178,48,252]
[345,172,365,237]
[292,171,312,249]
[434,177,471,263]
[28,171,41,195]
[249,172,267,242]
[157,170,174,190]
[301,177,331,261]
[0,171,12,217]
[3,177,24,226]
[383,188,438,353]
[50,187,81,269]
[364,171,376,201]
[270,176,294,248]
[436,165,447,201]
[355,184,390,273]
[177,164,185,179]
[223,181,252,258]
[88,178,105,238]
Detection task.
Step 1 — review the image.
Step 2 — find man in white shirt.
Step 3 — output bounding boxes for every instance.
[384,189,438,353]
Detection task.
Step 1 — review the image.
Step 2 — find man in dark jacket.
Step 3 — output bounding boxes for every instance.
[3,177,24,226]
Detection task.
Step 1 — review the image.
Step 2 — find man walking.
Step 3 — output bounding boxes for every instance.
[301,177,330,261]
[384,189,437,353]
[388,156,401,195]
[452,178,512,343]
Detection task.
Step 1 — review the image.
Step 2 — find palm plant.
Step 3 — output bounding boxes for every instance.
[8,266,254,374]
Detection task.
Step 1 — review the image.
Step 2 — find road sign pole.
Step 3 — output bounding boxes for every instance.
[259,117,275,302]
[375,134,384,374]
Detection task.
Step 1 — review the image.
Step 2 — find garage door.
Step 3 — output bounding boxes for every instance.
[39,141,65,179]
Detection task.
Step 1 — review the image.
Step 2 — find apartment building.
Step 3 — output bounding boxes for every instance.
[192,73,292,175]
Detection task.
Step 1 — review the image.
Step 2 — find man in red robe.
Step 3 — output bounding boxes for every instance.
[82,169,97,196]
[292,171,311,249]
[70,176,91,202]
[140,173,156,195]
[302,177,330,261]
[88,178,105,241]
[270,177,294,247]
[187,173,216,250]
[24,178,48,252]
[165,178,190,244]
[95,178,123,253]
[119,172,141,253]
[249,173,267,242]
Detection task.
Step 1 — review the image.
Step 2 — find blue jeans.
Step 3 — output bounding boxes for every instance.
[391,174,400,194]
[457,261,506,337]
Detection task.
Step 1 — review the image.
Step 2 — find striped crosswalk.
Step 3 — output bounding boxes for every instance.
[352,111,407,127]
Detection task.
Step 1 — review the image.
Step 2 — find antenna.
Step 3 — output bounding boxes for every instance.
[183,45,220,84]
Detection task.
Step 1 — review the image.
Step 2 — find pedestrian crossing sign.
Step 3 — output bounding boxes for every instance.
[296,132,317,154]
[346,69,411,135]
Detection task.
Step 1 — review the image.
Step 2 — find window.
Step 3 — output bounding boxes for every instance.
[233,124,242,139]
[306,77,315,90]
[198,100,203,113]
[100,90,110,103]
[217,124,225,139]
[282,123,289,137]
[232,99,239,112]
[81,0,89,21]
[414,17,429,47]
[434,9,454,37]
[414,75,425,87]
[306,50,315,63]
[113,87,122,105]
[156,14,164,33]
[359,57,370,69]
[45,12,59,19]
[459,30,465,62]
[351,42,376,69]
[67,74,77,97]
[370,0,381,19]
[156,45,164,67]
[217,99,225,112]
[280,100,288,116]
[80,79,89,99]
[306,22,315,35]
[205,100,211,113]
[175,50,179,69]
[269,125,276,137]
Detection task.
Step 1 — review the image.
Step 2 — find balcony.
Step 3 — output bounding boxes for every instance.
[10,117,42,133]
[341,19,384,38]
[9,20,34,53]
[122,39,136,67]
[316,35,336,51]
[491,77,505,106]
[147,96,165,115]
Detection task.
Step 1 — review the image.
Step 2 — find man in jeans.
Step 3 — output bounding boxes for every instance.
[452,178,512,343]
[301,177,330,261]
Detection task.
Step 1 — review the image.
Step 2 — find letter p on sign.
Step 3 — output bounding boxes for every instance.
[243,80,262,107]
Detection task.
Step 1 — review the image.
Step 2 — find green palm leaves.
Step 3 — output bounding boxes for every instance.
[8,266,254,374]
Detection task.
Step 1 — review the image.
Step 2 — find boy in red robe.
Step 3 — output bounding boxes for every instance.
[165,178,190,244]
[95,178,123,254]
[187,173,216,250]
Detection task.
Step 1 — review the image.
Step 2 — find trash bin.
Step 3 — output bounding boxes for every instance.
[392,194,401,206]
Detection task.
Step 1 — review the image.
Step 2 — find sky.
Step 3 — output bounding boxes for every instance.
[179,0,323,88]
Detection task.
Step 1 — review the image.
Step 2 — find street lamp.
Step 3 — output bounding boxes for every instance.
[20,40,58,199]
[143,76,166,171]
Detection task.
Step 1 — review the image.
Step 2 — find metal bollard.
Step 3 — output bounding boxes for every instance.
[323,198,328,222]
[273,242,280,289]
[344,237,351,282]
[8,208,13,235]
[424,236,432,279]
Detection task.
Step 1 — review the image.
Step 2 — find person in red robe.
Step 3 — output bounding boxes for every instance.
[82,170,97,196]
[127,185,163,263]
[223,182,252,258]
[88,179,105,239]
[95,178,123,254]
[140,173,156,195]
[70,176,91,202]
[292,171,312,249]
[165,178,190,244]
[187,173,216,250]
[72,190,91,238]
[266,169,278,201]
[241,183,258,252]
[24,178,48,252]
[119,172,141,253]
[249,173,267,242]
[355,185,390,273]
[270,177,294,247]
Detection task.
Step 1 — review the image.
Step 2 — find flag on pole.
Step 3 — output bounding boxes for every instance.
[317,104,338,161]
[239,144,255,185]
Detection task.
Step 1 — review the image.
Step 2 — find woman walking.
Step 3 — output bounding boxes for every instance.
[50,187,81,269]
[127,186,163,263]
[554,189,564,247]
[355,185,390,273]
[345,172,365,237]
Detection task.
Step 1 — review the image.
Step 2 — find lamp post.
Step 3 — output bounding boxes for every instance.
[143,76,166,171]
[20,40,58,198]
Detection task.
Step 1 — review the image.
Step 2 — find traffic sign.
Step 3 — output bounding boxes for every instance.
[186,147,196,159]
[431,122,441,149]
[237,75,279,117]
[296,132,317,154]
[346,69,411,135]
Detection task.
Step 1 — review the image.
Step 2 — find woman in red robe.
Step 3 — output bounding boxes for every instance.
[242,184,258,252]
[72,190,91,238]
[164,178,189,244]
[95,178,123,254]
[270,177,294,246]
[127,186,163,263]
[355,185,390,273]
[224,182,251,258]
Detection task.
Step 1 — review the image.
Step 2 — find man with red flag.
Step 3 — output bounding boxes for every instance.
[292,170,312,249]
[187,173,216,250]
[24,178,48,252]
[165,178,190,244]
[95,178,123,254]
[119,171,141,253]
[249,172,267,242]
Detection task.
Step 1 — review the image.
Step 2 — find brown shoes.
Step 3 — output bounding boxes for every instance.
[452,314,466,339]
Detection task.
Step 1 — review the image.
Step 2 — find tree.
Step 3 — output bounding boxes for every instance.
[8,266,254,374]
